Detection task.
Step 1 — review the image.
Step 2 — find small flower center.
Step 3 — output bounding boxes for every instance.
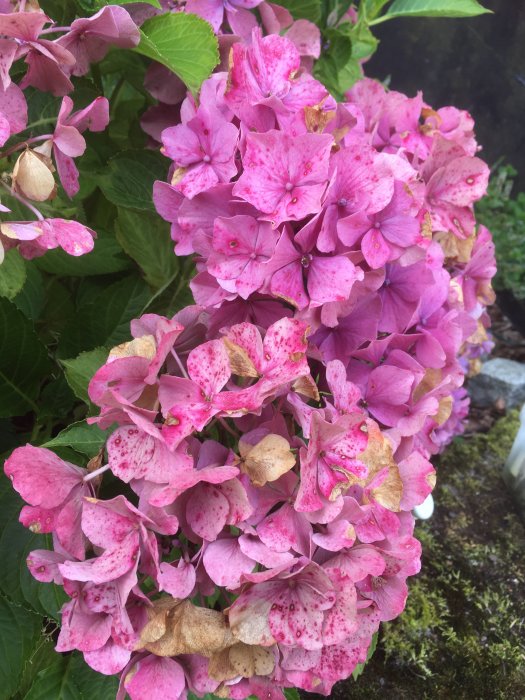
[285,181,294,192]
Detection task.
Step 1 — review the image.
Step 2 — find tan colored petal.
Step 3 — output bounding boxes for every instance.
[170,166,187,185]
[228,596,275,647]
[370,464,403,512]
[412,368,442,402]
[435,395,453,426]
[139,598,235,657]
[12,149,56,202]
[292,374,320,401]
[240,434,296,487]
[358,421,403,512]
[435,230,475,263]
[108,334,157,362]
[223,337,259,377]
[304,105,336,134]
[229,642,275,678]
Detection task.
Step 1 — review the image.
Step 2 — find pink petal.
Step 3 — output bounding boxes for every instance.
[4,445,83,508]
[125,656,186,700]
[203,537,255,588]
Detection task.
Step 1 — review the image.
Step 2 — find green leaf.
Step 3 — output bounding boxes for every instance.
[314,23,363,98]
[43,421,111,457]
[58,276,149,359]
[284,690,301,700]
[18,636,59,700]
[363,0,392,20]
[0,597,42,700]
[348,21,379,60]
[0,486,66,621]
[135,13,219,94]
[99,149,167,212]
[116,208,179,290]
[376,0,491,22]
[76,0,160,9]
[62,347,108,406]
[35,230,132,276]
[0,249,26,300]
[0,299,52,417]
[277,0,322,22]
[12,263,45,321]
[67,654,120,700]
[39,375,76,419]
[23,655,82,700]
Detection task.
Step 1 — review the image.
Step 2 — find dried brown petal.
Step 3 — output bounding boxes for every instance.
[12,149,56,202]
[108,334,157,362]
[412,368,442,402]
[239,434,296,487]
[138,598,235,657]
[304,105,336,134]
[370,463,403,512]
[208,643,274,682]
[170,166,187,185]
[223,337,259,377]
[292,374,320,401]
[358,421,403,512]
[435,230,475,263]
[435,396,453,426]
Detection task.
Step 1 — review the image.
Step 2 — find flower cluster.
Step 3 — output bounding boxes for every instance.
[0,4,140,262]
[6,23,496,700]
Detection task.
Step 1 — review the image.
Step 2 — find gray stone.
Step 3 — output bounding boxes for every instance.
[469,358,525,409]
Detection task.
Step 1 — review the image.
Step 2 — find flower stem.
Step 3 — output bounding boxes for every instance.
[0,181,44,221]
[83,463,111,482]
[171,348,190,380]
[39,26,71,35]
[1,135,53,159]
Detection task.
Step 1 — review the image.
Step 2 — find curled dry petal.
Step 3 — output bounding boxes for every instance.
[239,434,296,487]
[12,149,56,202]
[138,598,235,657]
[208,642,275,682]
[223,337,259,377]
[108,335,157,362]
[357,421,403,512]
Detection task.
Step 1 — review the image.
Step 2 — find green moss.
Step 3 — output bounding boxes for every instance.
[304,412,525,700]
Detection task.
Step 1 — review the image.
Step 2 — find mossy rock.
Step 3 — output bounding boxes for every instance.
[303,411,525,700]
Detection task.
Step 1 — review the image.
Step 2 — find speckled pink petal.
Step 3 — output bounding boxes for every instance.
[258,503,311,556]
[38,219,95,256]
[5,445,84,508]
[0,83,28,140]
[186,482,229,541]
[268,565,335,650]
[56,598,113,653]
[59,532,140,584]
[107,426,191,484]
[187,339,231,397]
[26,549,66,584]
[322,571,358,645]
[80,497,139,550]
[56,493,86,559]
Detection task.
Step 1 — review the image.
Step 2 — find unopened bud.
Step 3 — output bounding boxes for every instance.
[12,149,56,202]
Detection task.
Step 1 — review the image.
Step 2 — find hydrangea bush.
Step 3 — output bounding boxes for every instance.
[0,0,494,698]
